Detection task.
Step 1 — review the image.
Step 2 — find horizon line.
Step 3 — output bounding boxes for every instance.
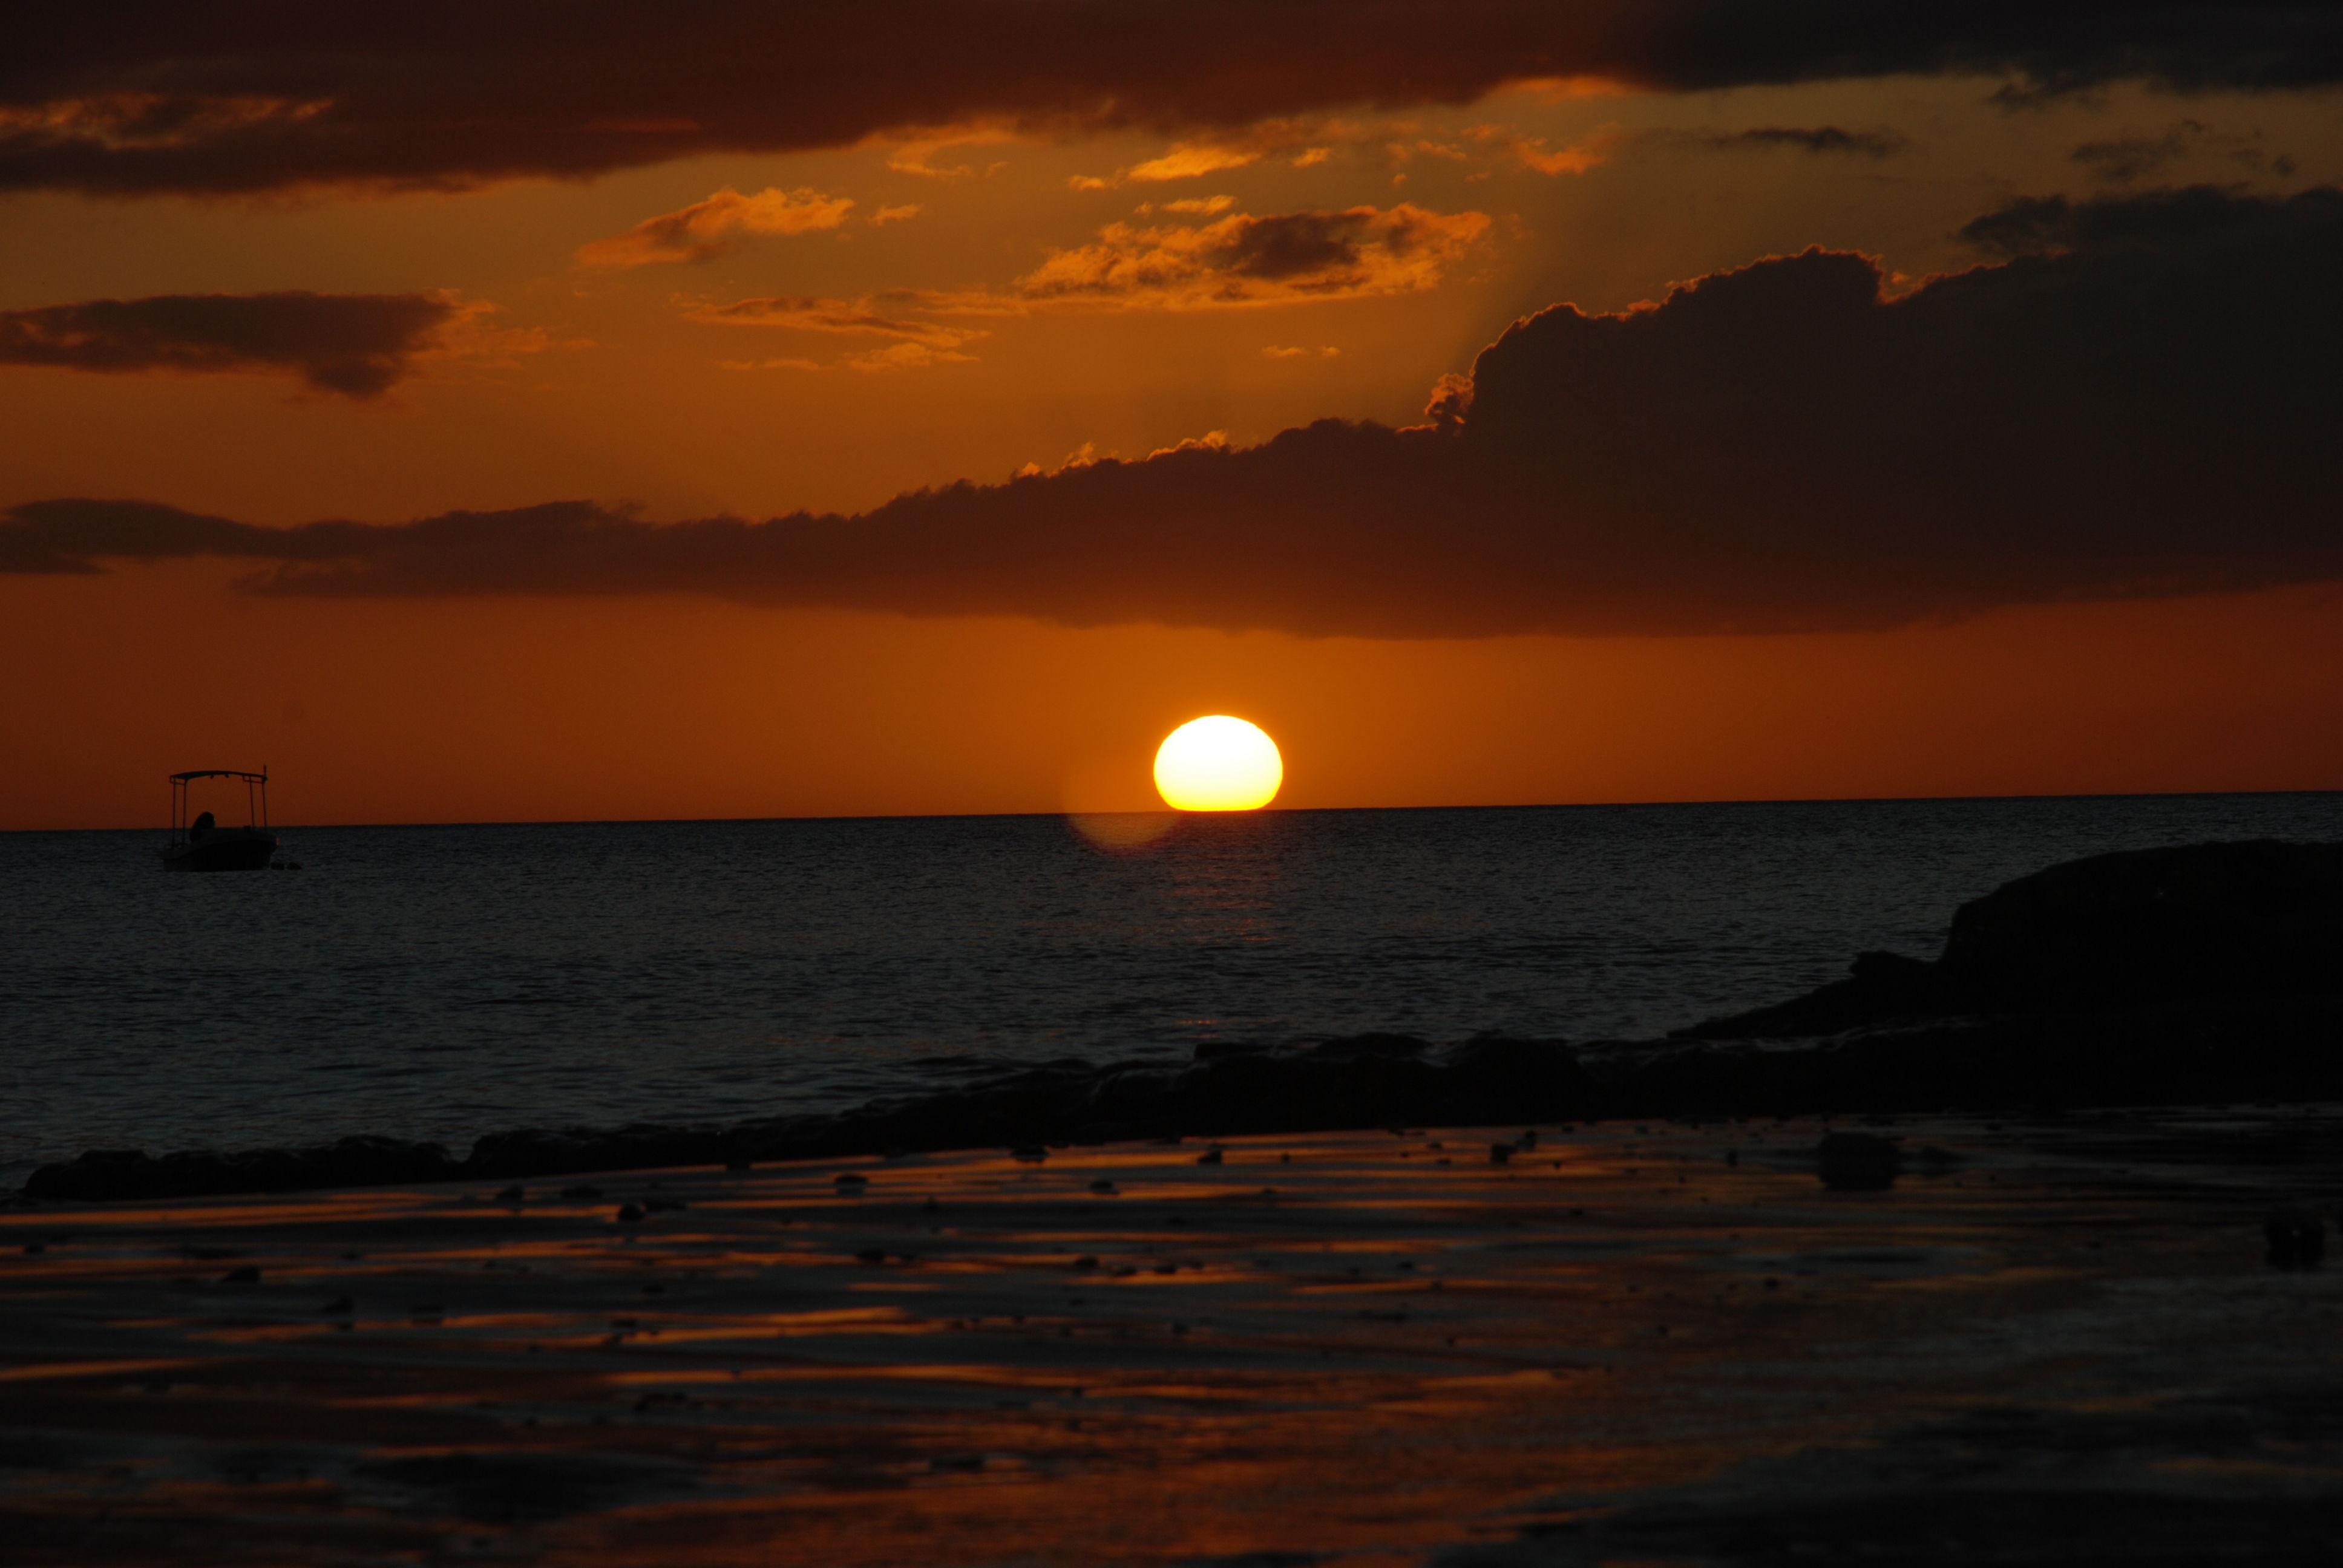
[10,784,2340,836]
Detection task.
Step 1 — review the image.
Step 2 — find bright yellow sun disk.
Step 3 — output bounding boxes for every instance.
[1154,716,1282,811]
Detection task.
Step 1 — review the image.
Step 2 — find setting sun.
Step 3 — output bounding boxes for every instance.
[1154,716,1283,811]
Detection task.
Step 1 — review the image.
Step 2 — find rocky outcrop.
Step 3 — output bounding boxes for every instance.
[19,1036,1598,1203]
[21,1135,464,1203]
[27,996,2343,1203]
[1683,840,2343,1039]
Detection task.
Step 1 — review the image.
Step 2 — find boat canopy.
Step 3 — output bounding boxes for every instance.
[168,767,270,838]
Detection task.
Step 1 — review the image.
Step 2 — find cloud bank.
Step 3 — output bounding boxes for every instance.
[0,290,457,396]
[5,4,2340,194]
[7,188,2339,635]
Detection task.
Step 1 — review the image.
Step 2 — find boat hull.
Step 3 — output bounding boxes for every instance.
[159,830,279,872]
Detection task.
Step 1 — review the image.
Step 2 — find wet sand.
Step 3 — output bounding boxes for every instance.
[5,1109,2342,1565]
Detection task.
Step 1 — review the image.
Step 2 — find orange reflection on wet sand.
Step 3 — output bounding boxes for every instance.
[4,1113,2343,1564]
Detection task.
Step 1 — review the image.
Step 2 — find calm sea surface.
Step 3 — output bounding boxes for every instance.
[5,794,2339,1174]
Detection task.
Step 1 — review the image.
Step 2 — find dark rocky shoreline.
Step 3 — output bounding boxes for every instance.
[24,999,2343,1204]
[23,838,2343,1205]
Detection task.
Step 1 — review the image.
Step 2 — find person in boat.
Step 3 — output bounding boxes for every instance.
[189,810,214,841]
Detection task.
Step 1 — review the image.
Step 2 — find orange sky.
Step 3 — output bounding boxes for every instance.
[4,13,2341,829]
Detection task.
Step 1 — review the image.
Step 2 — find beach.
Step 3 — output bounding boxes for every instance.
[12,14,2343,1562]
[8,1108,2342,1564]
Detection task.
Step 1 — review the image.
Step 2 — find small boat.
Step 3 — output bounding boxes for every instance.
[159,768,280,872]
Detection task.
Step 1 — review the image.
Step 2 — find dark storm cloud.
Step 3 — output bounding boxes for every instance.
[4,3,2339,195]
[0,291,456,396]
[8,188,2341,636]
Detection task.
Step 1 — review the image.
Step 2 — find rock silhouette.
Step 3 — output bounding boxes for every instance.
[1685,840,2343,1039]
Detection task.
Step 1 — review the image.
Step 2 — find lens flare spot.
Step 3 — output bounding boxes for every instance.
[1154,716,1282,811]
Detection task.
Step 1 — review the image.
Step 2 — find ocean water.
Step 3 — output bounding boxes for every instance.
[5,793,2339,1174]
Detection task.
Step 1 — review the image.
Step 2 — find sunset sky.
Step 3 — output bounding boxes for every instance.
[5,4,2342,829]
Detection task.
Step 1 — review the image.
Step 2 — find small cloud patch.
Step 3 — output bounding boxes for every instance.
[2070,120,2293,184]
[575,187,853,270]
[1496,125,1622,176]
[1017,203,1488,309]
[1072,120,1330,190]
[682,294,983,352]
[1700,125,1910,158]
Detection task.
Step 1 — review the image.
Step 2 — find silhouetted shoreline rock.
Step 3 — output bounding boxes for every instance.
[1682,839,2343,1038]
[21,839,2343,1205]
